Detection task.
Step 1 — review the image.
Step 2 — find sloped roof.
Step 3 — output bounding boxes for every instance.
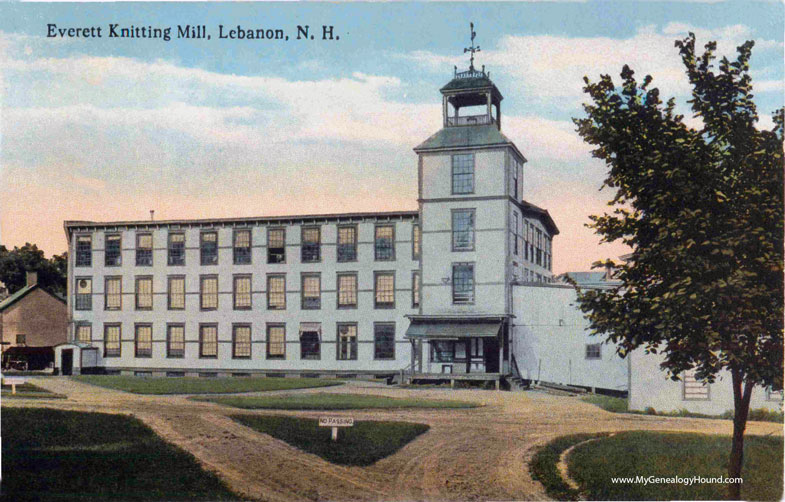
[0,284,66,312]
[414,124,523,159]
[517,199,559,236]
[440,75,497,93]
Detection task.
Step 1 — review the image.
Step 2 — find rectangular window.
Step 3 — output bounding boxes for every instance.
[337,273,358,309]
[452,210,475,251]
[267,275,286,310]
[167,324,185,358]
[337,323,358,361]
[75,235,92,267]
[168,232,185,266]
[337,225,358,262]
[200,276,218,310]
[16,334,25,345]
[136,233,153,266]
[412,271,420,308]
[452,263,474,304]
[233,275,252,310]
[266,324,286,359]
[104,324,121,357]
[683,369,710,400]
[135,277,153,310]
[104,277,122,311]
[374,225,395,261]
[374,323,395,360]
[585,343,601,360]
[301,227,321,263]
[452,153,474,194]
[301,273,321,310]
[300,323,321,360]
[431,341,455,362]
[267,228,286,263]
[75,277,92,310]
[232,324,252,359]
[233,229,252,265]
[135,324,153,358]
[374,272,395,308]
[512,160,519,199]
[199,324,218,358]
[75,324,92,343]
[167,276,185,310]
[412,224,421,260]
[767,389,784,402]
[200,231,218,265]
[105,234,122,266]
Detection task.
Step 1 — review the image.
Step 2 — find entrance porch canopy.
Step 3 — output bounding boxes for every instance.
[404,315,510,340]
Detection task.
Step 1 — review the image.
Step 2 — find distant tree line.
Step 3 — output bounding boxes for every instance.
[0,244,67,297]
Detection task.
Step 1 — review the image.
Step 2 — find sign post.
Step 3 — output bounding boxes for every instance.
[318,417,354,442]
[3,377,26,394]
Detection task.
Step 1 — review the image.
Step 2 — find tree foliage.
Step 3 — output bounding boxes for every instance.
[0,243,67,297]
[574,34,783,390]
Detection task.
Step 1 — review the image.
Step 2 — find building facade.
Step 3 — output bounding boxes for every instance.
[60,61,558,379]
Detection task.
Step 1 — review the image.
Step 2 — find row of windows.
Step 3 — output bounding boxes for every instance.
[75,272,421,311]
[511,213,553,271]
[75,224,422,268]
[75,322,397,361]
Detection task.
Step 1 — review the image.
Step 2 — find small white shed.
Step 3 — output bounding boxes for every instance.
[54,342,99,376]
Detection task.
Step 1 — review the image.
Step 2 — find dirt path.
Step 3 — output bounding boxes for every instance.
[5,378,781,502]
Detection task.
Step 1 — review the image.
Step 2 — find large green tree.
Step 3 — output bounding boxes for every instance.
[574,34,783,499]
[0,244,67,297]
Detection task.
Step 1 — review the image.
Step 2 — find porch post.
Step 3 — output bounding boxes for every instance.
[410,340,416,381]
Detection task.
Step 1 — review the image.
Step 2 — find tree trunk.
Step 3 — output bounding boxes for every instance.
[728,370,754,500]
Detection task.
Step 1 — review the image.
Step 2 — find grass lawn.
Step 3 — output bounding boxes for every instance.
[1,407,239,501]
[568,431,783,501]
[72,375,342,394]
[232,414,429,466]
[529,433,607,501]
[580,394,628,413]
[1,381,66,399]
[195,392,478,410]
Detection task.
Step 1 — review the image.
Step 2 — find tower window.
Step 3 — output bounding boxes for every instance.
[412,271,420,308]
[412,224,421,260]
[452,263,475,304]
[452,154,474,194]
[452,210,475,251]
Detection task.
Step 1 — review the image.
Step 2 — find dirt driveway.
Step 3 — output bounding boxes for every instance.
[4,378,781,502]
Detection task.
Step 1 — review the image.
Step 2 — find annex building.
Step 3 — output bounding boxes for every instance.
[56,45,782,415]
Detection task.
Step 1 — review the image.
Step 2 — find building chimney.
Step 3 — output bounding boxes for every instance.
[26,271,38,287]
[150,210,155,221]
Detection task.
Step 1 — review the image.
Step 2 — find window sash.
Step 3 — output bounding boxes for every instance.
[301,275,321,309]
[168,277,186,310]
[233,230,252,264]
[585,344,601,359]
[135,325,153,358]
[300,331,321,360]
[452,264,474,304]
[452,210,475,251]
[75,236,92,267]
[233,276,252,309]
[168,233,186,265]
[337,226,357,262]
[301,227,321,262]
[105,235,122,266]
[135,278,153,310]
[452,154,474,194]
[104,325,121,357]
[412,272,420,308]
[167,325,185,358]
[199,325,218,358]
[105,278,122,310]
[75,278,92,310]
[267,275,286,310]
[266,325,286,359]
[374,273,395,308]
[233,325,252,359]
[412,224,421,260]
[136,234,153,266]
[267,229,286,263]
[200,277,218,310]
[75,325,92,343]
[337,274,357,308]
[374,324,395,360]
[200,232,218,265]
[374,226,395,261]
[337,324,357,360]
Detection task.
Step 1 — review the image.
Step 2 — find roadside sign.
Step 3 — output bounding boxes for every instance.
[3,377,26,394]
[318,417,354,441]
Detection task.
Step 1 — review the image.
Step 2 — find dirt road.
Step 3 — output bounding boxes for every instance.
[4,378,781,501]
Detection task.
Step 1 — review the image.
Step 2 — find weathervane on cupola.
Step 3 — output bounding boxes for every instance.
[464,22,480,72]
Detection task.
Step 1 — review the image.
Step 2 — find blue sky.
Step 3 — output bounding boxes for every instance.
[1,1,782,272]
